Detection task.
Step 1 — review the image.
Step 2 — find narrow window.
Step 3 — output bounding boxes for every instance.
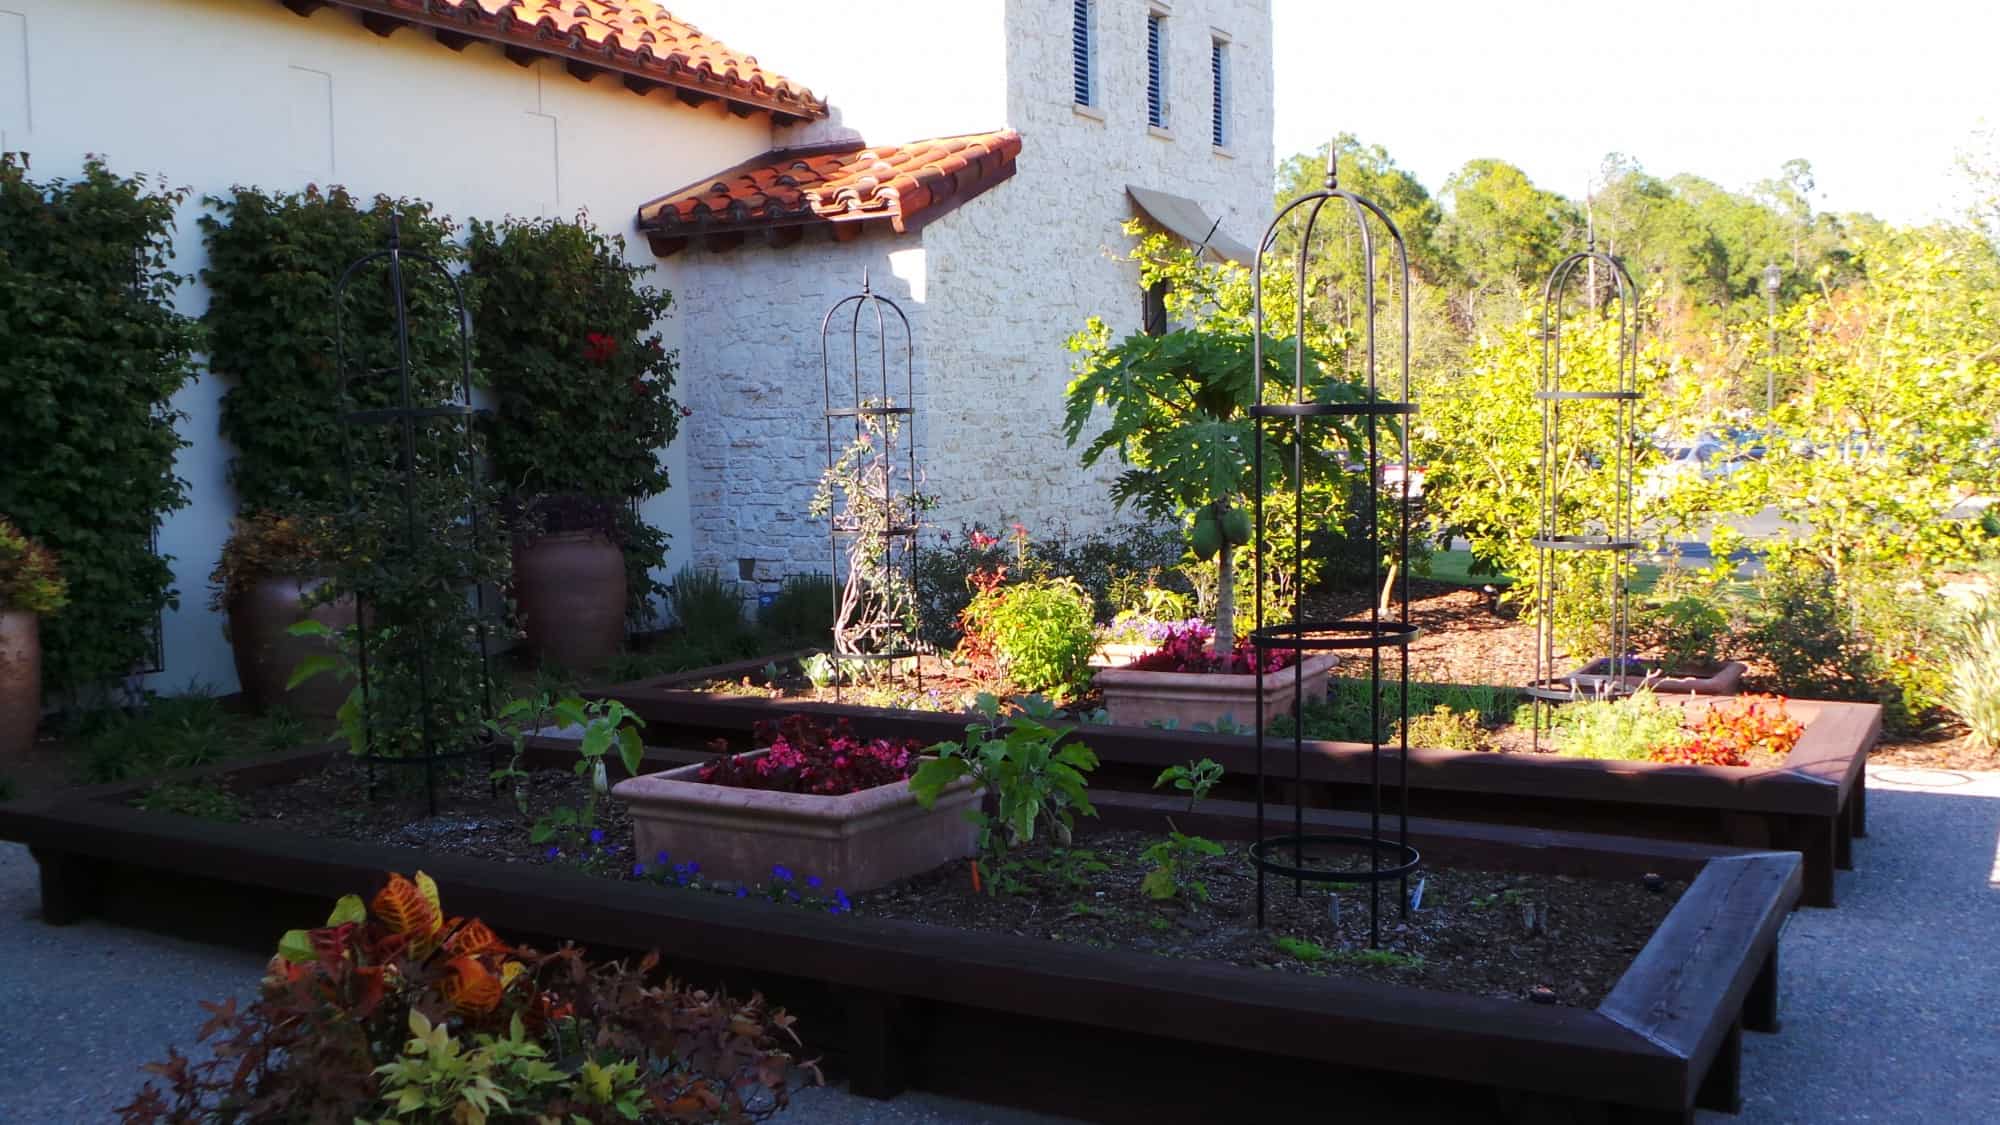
[1210,39,1227,147]
[1071,0,1094,106]
[1146,13,1166,128]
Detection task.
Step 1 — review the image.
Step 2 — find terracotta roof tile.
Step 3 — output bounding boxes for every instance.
[636,130,1022,254]
[292,1,826,120]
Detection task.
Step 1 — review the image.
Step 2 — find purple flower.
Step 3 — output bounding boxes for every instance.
[588,829,605,845]
[736,886,750,898]
[771,864,793,882]
[806,875,823,890]
[544,846,561,860]
[655,851,670,865]
[686,861,700,875]
[632,862,647,877]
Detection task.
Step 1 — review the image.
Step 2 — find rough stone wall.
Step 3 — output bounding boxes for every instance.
[673,240,928,599]
[918,0,1276,538]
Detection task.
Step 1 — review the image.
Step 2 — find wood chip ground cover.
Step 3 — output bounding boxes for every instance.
[189,760,1682,1007]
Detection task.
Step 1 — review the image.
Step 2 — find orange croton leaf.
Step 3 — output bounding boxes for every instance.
[373,873,443,945]
[444,918,508,959]
[440,956,503,1015]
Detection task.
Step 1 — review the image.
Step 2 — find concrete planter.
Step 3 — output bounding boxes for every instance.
[612,753,980,892]
[1565,657,1749,697]
[227,576,356,717]
[1095,652,1340,729]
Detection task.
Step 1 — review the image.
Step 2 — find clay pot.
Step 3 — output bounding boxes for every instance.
[227,576,356,717]
[514,531,627,671]
[0,610,42,761]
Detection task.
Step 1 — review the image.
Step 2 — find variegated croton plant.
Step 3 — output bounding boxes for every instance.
[120,872,815,1124]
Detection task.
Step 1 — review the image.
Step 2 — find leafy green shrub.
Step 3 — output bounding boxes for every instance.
[202,185,460,515]
[1946,594,2000,750]
[1634,591,1729,673]
[1739,562,1885,703]
[1,156,199,695]
[912,694,1099,860]
[1278,679,1516,743]
[961,577,1096,698]
[1547,690,1687,761]
[760,572,836,643]
[667,564,744,638]
[466,215,681,620]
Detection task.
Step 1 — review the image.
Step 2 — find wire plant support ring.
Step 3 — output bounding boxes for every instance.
[1526,242,1643,749]
[334,214,498,815]
[1250,143,1420,948]
[819,273,924,701]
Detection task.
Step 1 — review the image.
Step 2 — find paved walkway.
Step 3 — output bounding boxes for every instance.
[2,766,1996,1123]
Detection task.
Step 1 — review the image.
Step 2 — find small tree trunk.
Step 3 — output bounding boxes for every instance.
[1215,539,1237,655]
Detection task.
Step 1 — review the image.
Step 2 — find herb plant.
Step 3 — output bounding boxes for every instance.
[1154,758,1225,810]
[1547,689,1688,761]
[911,694,1099,860]
[959,577,1097,699]
[530,698,646,848]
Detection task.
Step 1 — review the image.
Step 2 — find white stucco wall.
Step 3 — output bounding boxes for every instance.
[925,0,1276,535]
[655,1,1275,586]
[673,240,929,594]
[2,0,772,693]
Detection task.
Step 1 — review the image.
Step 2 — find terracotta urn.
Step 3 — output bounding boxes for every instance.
[0,610,42,761]
[514,530,627,671]
[612,753,981,893]
[227,576,356,716]
[1094,652,1341,730]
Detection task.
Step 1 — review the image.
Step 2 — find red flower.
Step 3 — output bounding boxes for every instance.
[583,332,618,364]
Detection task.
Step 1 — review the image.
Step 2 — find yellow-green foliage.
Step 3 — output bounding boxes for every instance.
[963,578,1097,699]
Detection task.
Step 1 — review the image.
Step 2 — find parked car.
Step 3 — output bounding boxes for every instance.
[1640,439,1733,499]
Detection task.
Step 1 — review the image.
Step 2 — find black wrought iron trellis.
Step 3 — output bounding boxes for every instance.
[1250,148,1421,947]
[820,273,922,700]
[1526,243,1642,749]
[334,214,496,815]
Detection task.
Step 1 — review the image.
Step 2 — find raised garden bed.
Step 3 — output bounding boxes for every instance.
[1,744,1800,1124]
[596,665,1876,908]
[1563,657,1749,697]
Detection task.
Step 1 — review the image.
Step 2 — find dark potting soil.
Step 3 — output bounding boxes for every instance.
[204,759,1682,1007]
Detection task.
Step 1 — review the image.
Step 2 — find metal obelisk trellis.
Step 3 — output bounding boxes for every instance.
[1250,147,1421,947]
[1527,243,1642,751]
[820,274,921,700]
[334,214,496,814]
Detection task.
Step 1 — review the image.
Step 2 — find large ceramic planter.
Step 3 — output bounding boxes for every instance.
[1565,657,1749,697]
[514,531,626,671]
[612,753,980,892]
[228,577,356,717]
[1095,652,1341,729]
[0,610,42,761]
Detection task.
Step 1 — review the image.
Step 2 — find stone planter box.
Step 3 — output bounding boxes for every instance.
[1564,657,1749,697]
[1094,652,1339,729]
[612,752,979,893]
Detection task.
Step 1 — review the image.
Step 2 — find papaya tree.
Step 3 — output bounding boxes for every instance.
[1063,322,1359,654]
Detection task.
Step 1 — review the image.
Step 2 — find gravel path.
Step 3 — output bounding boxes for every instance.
[2,766,1995,1123]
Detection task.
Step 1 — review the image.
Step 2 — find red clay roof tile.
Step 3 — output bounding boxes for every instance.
[636,129,1022,254]
[292,1,826,120]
